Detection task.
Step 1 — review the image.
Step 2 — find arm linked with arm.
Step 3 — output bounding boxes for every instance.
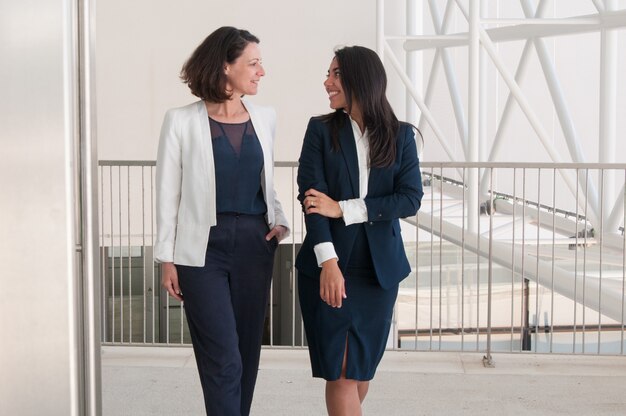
[297,119,335,246]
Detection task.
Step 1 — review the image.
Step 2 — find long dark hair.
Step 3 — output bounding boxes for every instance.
[322,45,399,168]
[180,26,259,103]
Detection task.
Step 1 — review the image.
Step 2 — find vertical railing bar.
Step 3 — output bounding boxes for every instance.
[127,166,132,343]
[510,168,516,352]
[485,167,494,363]
[267,263,274,347]
[573,168,579,353]
[268,251,274,347]
[583,169,589,353]
[598,169,604,354]
[550,168,556,353]
[180,298,185,344]
[118,165,124,343]
[438,166,443,350]
[621,168,626,355]
[110,166,115,343]
[534,168,541,353]
[150,166,156,344]
[476,163,481,352]
[300,192,305,347]
[166,282,170,344]
[100,166,107,343]
[520,168,526,351]
[429,167,434,350]
[142,167,146,343]
[392,298,398,351]
[461,166,466,351]
[291,166,297,348]
[415,181,420,351]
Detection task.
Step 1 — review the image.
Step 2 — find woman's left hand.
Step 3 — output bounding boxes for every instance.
[303,189,342,218]
[266,224,288,242]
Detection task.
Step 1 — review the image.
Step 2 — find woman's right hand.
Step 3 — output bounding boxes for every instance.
[319,258,346,308]
[161,262,183,301]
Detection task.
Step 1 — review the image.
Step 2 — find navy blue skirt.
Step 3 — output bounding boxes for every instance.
[298,266,399,381]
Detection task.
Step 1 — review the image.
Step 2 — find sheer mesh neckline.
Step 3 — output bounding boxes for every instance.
[208,116,250,125]
[209,117,254,157]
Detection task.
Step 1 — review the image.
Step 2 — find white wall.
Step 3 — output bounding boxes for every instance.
[96,0,380,162]
[97,0,626,165]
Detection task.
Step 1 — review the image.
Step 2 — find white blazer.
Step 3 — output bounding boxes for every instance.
[155,99,290,266]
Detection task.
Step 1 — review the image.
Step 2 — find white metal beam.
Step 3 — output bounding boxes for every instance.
[403,9,626,51]
[407,211,626,323]
[468,0,480,231]
[600,0,619,232]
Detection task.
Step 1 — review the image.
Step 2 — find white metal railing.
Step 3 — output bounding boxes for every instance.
[98,160,626,359]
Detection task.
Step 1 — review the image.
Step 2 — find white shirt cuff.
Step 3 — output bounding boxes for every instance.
[339,199,368,225]
[313,242,338,267]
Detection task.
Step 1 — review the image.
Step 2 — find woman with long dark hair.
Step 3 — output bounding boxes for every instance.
[156,26,289,415]
[296,45,423,415]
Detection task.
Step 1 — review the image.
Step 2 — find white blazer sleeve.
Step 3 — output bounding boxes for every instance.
[155,110,182,263]
[268,107,290,235]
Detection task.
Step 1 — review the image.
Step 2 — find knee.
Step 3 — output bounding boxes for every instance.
[329,377,358,390]
[198,351,242,380]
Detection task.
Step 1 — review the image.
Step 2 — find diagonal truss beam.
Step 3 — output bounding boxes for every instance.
[407,211,626,323]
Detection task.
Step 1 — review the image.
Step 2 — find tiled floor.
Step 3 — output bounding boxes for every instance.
[102,346,626,415]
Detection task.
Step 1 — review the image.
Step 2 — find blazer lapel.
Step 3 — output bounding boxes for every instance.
[243,99,270,164]
[196,100,217,225]
[338,116,359,198]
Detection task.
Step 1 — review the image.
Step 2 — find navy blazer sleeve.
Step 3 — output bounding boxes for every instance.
[297,118,334,246]
[364,124,423,221]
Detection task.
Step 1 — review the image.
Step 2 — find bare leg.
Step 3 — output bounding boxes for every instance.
[326,379,361,416]
[325,340,362,416]
[357,381,369,403]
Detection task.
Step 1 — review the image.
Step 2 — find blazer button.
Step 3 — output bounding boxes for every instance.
[368,221,374,225]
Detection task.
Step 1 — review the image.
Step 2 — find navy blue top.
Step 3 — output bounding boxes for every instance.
[210,118,267,215]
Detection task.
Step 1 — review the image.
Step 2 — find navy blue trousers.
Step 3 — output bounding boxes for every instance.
[176,214,277,416]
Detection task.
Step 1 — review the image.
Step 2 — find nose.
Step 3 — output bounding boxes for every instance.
[323,76,331,88]
[258,64,265,77]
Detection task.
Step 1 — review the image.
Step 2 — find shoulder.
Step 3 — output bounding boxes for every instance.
[306,112,345,131]
[243,99,276,121]
[307,115,326,128]
[304,115,332,138]
[163,100,203,124]
[397,121,416,137]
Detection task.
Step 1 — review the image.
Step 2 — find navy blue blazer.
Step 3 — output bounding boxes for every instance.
[295,114,424,289]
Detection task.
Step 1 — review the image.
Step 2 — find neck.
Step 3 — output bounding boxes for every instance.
[348,107,364,133]
[205,98,247,120]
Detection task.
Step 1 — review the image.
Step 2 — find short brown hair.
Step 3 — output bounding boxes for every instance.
[180,27,260,103]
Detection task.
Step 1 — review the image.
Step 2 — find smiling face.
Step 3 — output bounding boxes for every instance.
[225,42,265,96]
[324,57,348,111]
